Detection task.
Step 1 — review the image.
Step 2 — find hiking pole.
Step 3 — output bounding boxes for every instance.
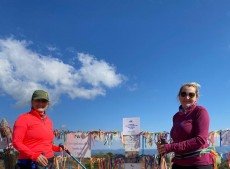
[59,144,87,169]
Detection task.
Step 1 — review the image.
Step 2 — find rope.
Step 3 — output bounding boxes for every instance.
[143,155,154,169]
[54,156,59,169]
[68,158,72,169]
[160,155,167,169]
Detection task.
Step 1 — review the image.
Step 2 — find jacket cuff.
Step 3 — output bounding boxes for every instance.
[31,153,41,161]
[52,145,61,152]
[164,143,171,153]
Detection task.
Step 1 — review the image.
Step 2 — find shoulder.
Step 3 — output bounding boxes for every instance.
[195,105,207,111]
[45,116,53,123]
[45,115,51,120]
[15,112,32,124]
[16,112,30,120]
[172,111,180,121]
[194,105,209,118]
[195,105,208,113]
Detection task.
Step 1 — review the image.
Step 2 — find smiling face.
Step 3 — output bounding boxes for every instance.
[31,99,49,116]
[179,86,198,109]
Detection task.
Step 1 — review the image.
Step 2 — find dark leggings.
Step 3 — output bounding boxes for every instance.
[15,158,55,169]
[172,164,214,169]
[15,163,55,169]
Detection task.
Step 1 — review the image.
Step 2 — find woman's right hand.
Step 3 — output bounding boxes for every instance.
[36,154,48,167]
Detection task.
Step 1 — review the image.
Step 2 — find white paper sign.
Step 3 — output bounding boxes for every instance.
[125,163,141,169]
[124,135,140,151]
[221,130,230,146]
[66,132,91,158]
[123,117,140,135]
[0,138,8,149]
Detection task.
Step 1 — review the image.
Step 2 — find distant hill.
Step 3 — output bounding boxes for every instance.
[92,149,125,155]
[92,146,230,156]
[92,148,158,155]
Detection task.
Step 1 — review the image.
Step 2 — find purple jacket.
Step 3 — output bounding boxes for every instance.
[165,105,213,166]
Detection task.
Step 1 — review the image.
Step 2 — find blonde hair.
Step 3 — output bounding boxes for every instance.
[178,82,201,98]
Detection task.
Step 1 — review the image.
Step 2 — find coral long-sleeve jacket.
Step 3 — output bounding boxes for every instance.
[12,109,60,161]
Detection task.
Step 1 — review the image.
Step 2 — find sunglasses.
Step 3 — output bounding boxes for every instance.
[34,99,49,103]
[180,92,196,98]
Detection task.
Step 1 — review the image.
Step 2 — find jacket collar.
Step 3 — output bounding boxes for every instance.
[179,102,197,114]
[30,108,47,119]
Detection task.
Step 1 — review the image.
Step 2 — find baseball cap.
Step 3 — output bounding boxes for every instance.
[31,90,49,101]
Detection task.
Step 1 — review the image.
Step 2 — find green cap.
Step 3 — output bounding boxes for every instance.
[31,90,49,101]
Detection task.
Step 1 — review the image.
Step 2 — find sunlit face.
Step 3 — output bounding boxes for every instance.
[31,99,49,115]
[179,86,197,109]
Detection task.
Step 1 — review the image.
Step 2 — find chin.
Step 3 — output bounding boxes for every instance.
[37,109,45,113]
[184,104,192,108]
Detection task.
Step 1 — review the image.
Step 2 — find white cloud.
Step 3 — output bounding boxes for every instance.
[78,53,123,88]
[0,38,125,107]
[127,83,138,92]
[47,46,58,52]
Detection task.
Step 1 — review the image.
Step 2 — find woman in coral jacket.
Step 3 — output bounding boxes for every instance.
[157,82,214,169]
[13,90,66,169]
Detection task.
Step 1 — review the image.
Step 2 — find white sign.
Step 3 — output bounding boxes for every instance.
[221,130,230,146]
[123,117,140,135]
[125,163,141,169]
[124,135,140,151]
[66,132,91,158]
[0,138,8,149]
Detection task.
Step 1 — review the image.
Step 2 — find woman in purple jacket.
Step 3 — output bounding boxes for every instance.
[157,82,214,169]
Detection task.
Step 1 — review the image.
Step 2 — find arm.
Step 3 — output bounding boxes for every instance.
[12,115,40,160]
[165,107,210,154]
[52,144,61,152]
[52,144,68,152]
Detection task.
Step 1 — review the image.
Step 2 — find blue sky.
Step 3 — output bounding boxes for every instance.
[0,0,230,137]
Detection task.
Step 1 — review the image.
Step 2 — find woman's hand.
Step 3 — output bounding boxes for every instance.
[36,154,48,167]
[156,142,166,155]
[59,144,68,151]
